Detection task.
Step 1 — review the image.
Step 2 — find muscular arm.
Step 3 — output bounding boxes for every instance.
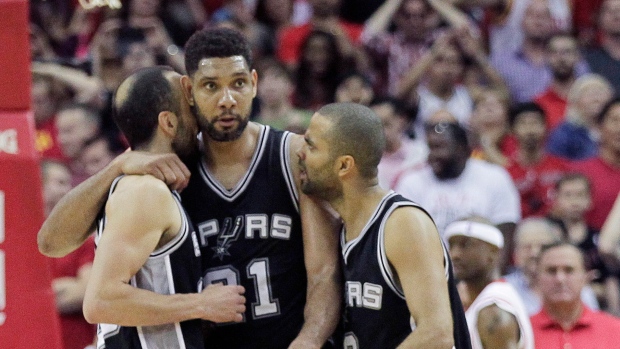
[82,176,245,326]
[477,304,520,349]
[288,135,342,349]
[385,207,455,349]
[38,151,191,257]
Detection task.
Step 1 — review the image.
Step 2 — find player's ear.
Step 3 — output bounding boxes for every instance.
[180,75,194,106]
[158,111,178,138]
[337,155,355,177]
[251,69,258,98]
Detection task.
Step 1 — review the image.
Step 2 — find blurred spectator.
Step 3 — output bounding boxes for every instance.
[394,122,520,265]
[531,243,620,348]
[547,173,620,314]
[491,0,573,103]
[55,103,102,185]
[277,0,363,67]
[534,34,583,131]
[469,89,518,166]
[32,61,106,107]
[506,102,569,218]
[397,36,473,140]
[503,218,601,315]
[254,58,313,133]
[571,97,620,231]
[292,30,357,110]
[41,160,96,349]
[32,75,66,161]
[361,0,440,95]
[372,97,427,189]
[573,0,604,47]
[334,71,375,106]
[583,0,620,93]
[446,217,534,349]
[546,74,613,161]
[78,135,124,178]
[255,0,295,34]
[210,0,275,61]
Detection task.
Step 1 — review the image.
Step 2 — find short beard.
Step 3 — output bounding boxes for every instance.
[192,104,249,142]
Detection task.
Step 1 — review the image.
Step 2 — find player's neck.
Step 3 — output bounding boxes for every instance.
[337,184,388,242]
[203,122,260,167]
[464,272,499,302]
[545,301,584,330]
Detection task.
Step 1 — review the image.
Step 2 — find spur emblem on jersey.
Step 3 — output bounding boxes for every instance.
[212,216,243,261]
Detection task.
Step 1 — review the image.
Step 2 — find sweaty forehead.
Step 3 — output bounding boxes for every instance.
[196,56,249,77]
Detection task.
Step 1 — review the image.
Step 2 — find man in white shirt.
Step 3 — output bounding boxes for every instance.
[395,122,520,268]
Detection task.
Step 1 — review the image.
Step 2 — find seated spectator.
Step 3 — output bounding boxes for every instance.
[446,217,534,349]
[394,122,520,269]
[547,74,614,161]
[469,89,518,166]
[534,34,584,132]
[41,160,96,349]
[571,97,620,230]
[32,74,65,161]
[531,242,620,348]
[547,173,620,314]
[254,58,312,133]
[372,97,427,189]
[255,0,295,34]
[334,71,375,106]
[507,102,569,218]
[583,0,620,94]
[504,218,599,315]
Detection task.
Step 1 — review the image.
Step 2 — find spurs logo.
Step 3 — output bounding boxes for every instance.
[212,216,243,261]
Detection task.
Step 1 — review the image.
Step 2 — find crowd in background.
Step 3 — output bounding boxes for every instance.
[32,0,620,348]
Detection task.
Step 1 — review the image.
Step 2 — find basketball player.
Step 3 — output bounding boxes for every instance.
[297,102,471,348]
[38,28,341,349]
[445,218,534,349]
[82,66,246,348]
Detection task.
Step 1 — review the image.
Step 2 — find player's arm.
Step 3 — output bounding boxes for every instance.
[82,175,245,326]
[477,304,520,349]
[385,207,455,349]
[288,134,342,349]
[38,151,190,257]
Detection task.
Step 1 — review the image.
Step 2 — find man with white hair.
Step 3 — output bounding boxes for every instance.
[447,218,534,349]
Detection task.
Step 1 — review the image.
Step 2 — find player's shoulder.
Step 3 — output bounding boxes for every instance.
[110,175,172,203]
[385,203,436,237]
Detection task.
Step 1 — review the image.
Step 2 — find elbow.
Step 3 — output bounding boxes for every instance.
[37,229,60,257]
[83,295,107,324]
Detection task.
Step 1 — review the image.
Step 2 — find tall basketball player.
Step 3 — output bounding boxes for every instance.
[296,102,472,348]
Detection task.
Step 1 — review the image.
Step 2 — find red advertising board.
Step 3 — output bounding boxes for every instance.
[0,111,62,348]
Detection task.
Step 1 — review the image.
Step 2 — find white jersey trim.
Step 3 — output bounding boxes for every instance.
[341,191,397,263]
[198,124,269,202]
[280,131,299,213]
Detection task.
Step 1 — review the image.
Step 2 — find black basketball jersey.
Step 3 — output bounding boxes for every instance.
[95,176,204,349]
[341,192,471,349]
[181,125,307,349]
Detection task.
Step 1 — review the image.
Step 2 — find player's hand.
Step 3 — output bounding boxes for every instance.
[199,284,246,323]
[287,337,322,349]
[113,151,191,191]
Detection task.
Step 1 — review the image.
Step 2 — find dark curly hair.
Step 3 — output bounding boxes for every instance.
[184,28,253,77]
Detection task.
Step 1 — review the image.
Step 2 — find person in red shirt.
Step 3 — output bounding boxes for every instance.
[507,102,569,218]
[572,97,620,230]
[276,0,363,67]
[531,242,620,348]
[534,34,584,132]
